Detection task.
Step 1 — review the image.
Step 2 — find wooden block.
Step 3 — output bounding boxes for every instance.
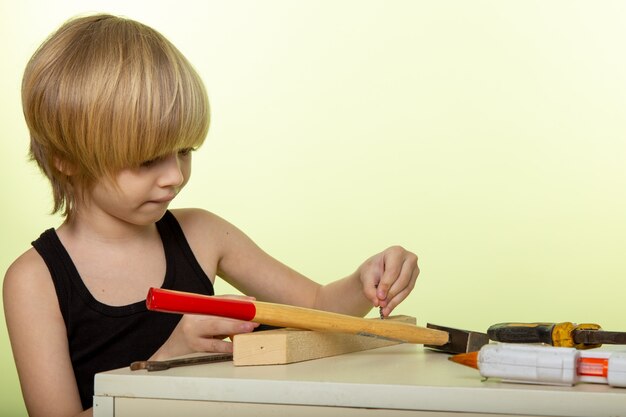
[233,315,416,366]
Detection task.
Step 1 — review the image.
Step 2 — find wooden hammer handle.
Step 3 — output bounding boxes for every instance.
[147,288,448,345]
[252,301,448,344]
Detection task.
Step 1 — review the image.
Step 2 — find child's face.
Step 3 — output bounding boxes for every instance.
[84,149,193,225]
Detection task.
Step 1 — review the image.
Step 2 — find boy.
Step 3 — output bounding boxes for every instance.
[4,14,419,417]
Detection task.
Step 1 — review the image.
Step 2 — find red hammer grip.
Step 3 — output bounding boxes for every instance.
[146,288,257,321]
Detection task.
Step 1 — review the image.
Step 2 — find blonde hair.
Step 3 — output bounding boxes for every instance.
[22,14,210,218]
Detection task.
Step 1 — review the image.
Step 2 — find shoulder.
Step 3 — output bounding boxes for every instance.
[4,247,51,294]
[169,207,219,227]
[168,208,256,256]
[167,208,237,260]
[168,208,241,238]
[3,247,60,319]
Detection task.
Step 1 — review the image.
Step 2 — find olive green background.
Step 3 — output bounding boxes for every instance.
[2,1,626,415]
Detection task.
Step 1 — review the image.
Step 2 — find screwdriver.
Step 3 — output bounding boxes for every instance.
[487,322,626,349]
[450,343,626,388]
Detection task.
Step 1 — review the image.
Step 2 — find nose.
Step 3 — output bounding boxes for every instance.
[156,153,185,188]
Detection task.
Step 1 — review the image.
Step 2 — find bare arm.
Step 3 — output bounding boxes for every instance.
[174,209,419,317]
[315,246,419,317]
[4,249,92,417]
[174,208,339,308]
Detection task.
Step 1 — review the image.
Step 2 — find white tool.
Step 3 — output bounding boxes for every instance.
[476,344,626,387]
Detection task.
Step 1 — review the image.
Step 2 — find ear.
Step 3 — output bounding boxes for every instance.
[53,156,77,176]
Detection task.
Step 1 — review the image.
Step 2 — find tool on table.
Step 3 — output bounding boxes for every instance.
[449,343,626,388]
[145,288,449,345]
[425,323,489,354]
[130,353,233,371]
[488,322,626,349]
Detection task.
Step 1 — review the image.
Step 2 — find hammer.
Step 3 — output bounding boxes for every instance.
[425,323,490,354]
[146,288,487,353]
[147,288,449,345]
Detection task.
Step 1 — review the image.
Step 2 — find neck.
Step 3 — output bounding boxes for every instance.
[59,207,162,244]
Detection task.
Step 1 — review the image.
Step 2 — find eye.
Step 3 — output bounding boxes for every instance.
[140,156,162,168]
[139,148,195,168]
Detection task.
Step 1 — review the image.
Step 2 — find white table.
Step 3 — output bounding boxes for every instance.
[93,344,626,417]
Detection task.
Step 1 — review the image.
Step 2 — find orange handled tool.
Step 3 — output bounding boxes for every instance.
[146,288,449,345]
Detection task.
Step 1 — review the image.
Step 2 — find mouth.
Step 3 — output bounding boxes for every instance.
[149,194,176,204]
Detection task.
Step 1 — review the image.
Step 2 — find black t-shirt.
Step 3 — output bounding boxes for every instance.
[32,210,214,409]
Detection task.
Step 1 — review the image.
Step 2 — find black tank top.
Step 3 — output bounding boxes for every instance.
[31,210,214,409]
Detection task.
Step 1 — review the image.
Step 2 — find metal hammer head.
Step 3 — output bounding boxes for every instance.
[424,323,489,354]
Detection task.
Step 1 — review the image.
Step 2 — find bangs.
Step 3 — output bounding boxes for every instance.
[91,19,210,173]
[31,15,210,181]
[22,14,210,218]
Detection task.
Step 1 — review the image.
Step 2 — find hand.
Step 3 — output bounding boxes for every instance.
[154,294,260,359]
[358,246,419,317]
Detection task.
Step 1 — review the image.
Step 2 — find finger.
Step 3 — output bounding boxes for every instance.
[219,294,257,301]
[192,315,259,339]
[184,315,258,353]
[383,254,417,302]
[380,286,413,316]
[381,259,418,315]
[377,247,408,302]
[362,255,384,306]
[191,336,234,353]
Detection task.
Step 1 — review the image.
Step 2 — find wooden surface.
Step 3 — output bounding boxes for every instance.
[233,315,416,366]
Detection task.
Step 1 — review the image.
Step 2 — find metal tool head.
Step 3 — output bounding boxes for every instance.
[424,323,489,354]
